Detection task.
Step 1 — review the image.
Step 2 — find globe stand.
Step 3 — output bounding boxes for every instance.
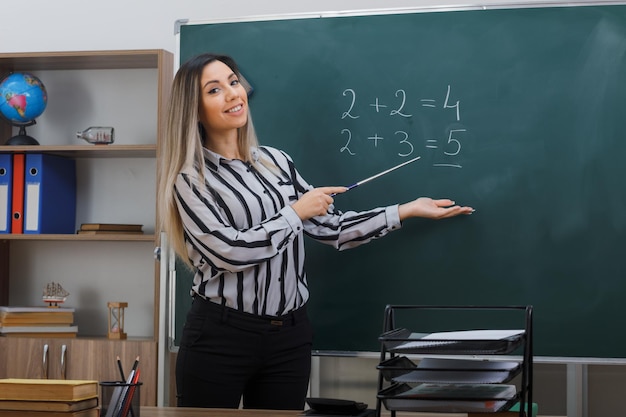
[4,122,40,146]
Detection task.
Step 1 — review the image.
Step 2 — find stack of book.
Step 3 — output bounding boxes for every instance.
[77,223,143,235]
[0,379,99,417]
[0,306,78,338]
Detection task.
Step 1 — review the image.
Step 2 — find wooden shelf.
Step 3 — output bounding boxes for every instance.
[0,49,172,407]
[0,233,155,242]
[0,144,156,158]
[0,49,165,71]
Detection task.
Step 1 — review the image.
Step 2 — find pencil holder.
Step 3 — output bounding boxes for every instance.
[100,381,141,417]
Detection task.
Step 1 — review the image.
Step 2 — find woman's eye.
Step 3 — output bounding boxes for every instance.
[231,79,240,86]
[208,88,219,94]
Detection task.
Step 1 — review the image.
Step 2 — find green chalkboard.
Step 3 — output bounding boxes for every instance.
[176,4,626,358]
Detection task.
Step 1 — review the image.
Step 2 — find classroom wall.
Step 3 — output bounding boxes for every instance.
[3,1,625,416]
[0,0,580,54]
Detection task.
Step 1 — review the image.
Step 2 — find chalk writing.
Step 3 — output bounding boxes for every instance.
[339,85,467,168]
[443,85,461,121]
[341,89,359,119]
[444,129,465,156]
[368,134,385,147]
[420,99,436,108]
[390,90,412,117]
[395,131,415,157]
[340,129,356,155]
[369,97,388,113]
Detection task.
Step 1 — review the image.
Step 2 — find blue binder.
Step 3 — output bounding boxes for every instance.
[23,154,76,234]
[0,153,12,234]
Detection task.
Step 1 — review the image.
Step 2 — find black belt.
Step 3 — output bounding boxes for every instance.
[192,295,308,328]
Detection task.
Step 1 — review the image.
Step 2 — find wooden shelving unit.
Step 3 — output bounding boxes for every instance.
[0,144,156,158]
[0,49,173,406]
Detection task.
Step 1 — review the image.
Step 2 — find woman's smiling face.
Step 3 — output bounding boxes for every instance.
[199,60,248,136]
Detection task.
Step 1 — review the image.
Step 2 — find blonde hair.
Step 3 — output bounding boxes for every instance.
[158,53,261,265]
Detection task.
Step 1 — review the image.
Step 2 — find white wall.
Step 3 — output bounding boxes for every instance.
[0,0,581,55]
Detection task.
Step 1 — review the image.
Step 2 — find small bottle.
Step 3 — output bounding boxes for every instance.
[76,126,115,144]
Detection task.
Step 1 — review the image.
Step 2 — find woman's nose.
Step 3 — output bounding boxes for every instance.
[225,85,239,100]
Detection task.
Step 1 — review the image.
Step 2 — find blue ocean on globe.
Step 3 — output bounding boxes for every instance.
[0,72,48,125]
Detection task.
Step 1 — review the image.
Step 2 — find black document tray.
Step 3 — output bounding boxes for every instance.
[377,356,417,381]
[378,356,521,384]
[377,382,519,413]
[379,328,525,355]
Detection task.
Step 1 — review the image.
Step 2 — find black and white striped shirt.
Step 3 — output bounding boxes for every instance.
[174,146,401,317]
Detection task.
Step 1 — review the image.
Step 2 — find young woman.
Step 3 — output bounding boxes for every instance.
[158,53,474,410]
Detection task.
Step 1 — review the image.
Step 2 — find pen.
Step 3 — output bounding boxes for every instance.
[116,355,126,382]
[130,356,140,417]
[117,356,139,417]
[131,356,139,372]
[331,156,421,196]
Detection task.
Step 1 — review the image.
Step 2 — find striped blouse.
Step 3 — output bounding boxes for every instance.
[174,145,402,317]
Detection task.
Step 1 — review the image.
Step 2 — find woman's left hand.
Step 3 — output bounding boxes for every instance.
[398,197,474,220]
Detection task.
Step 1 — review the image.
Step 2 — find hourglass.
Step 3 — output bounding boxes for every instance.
[107,302,128,339]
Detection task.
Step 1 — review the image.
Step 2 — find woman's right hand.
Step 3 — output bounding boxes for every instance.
[291,187,347,220]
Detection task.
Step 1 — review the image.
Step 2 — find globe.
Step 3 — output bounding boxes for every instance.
[0,72,48,145]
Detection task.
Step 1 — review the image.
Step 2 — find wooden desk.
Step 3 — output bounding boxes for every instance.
[141,407,563,417]
[142,407,299,417]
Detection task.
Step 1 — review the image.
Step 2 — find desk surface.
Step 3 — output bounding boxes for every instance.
[141,407,563,417]
[142,407,298,417]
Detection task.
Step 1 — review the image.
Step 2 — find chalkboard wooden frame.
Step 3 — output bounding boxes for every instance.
[175,2,626,358]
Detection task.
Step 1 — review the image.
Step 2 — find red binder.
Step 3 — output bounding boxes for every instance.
[11,153,25,234]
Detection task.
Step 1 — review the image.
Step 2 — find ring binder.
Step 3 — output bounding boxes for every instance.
[0,154,12,233]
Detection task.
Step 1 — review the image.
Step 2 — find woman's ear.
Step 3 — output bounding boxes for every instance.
[198,122,207,141]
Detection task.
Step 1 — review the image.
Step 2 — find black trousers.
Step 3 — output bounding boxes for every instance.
[176,297,313,410]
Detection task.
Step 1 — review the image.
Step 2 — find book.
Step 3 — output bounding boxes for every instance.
[1,313,74,322]
[79,223,143,232]
[1,332,77,338]
[0,325,78,336]
[0,306,75,314]
[0,408,98,417]
[0,379,98,402]
[0,307,74,326]
[0,397,98,412]
[77,230,144,235]
[0,316,74,326]
[0,323,74,328]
